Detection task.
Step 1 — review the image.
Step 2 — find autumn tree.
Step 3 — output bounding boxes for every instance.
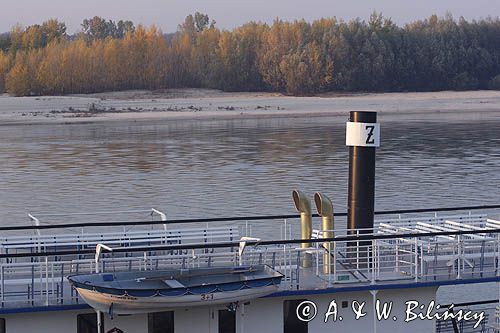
[4,47,44,95]
[215,23,265,91]
[6,19,67,53]
[5,64,29,95]
[81,17,135,41]
[0,51,11,92]
[41,19,67,43]
[3,13,500,96]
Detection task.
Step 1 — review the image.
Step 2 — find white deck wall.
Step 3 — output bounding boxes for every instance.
[238,287,437,333]
[175,307,217,333]
[3,310,148,333]
[0,287,437,333]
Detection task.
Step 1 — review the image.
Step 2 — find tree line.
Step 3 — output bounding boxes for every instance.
[1,12,500,96]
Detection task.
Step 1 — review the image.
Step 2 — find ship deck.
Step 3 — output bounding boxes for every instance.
[0,207,499,313]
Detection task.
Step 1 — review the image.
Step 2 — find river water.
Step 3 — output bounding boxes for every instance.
[1,112,499,223]
[1,111,500,303]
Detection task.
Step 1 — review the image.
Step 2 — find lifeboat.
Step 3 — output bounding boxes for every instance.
[68,265,283,314]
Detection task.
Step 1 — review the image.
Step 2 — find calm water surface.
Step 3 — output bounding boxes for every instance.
[1,114,499,223]
[1,113,500,303]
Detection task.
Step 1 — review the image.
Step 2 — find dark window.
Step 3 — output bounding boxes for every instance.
[284,300,308,333]
[218,309,236,333]
[77,313,97,333]
[148,311,174,333]
[0,318,5,333]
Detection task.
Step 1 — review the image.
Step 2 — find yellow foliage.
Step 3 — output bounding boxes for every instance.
[0,52,12,92]
[3,14,500,95]
[6,59,30,96]
[4,50,43,95]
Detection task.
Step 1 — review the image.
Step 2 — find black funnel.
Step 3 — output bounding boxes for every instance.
[346,111,379,232]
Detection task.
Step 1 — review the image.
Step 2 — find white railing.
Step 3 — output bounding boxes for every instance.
[0,212,499,310]
[0,244,301,308]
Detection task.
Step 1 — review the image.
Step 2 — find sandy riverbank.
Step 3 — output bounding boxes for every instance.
[1,89,500,125]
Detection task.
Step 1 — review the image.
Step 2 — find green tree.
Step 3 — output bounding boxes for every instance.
[41,19,67,44]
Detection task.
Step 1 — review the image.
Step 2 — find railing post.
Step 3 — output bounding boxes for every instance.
[296,250,301,289]
[316,241,319,276]
[415,237,418,282]
[356,230,360,270]
[333,240,337,283]
[371,239,375,285]
[283,245,287,288]
[323,252,332,287]
[45,257,49,306]
[51,262,54,304]
[497,233,500,276]
[1,265,4,307]
[457,235,461,280]
[420,244,424,278]
[39,259,43,304]
[497,233,500,326]
[376,239,380,278]
[283,219,287,240]
[60,262,65,304]
[395,238,399,273]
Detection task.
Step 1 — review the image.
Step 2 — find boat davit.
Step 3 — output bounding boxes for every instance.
[68,265,283,314]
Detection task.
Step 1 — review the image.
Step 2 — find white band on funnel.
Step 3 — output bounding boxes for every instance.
[346,122,380,147]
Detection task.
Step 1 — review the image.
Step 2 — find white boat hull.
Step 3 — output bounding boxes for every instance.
[76,285,280,314]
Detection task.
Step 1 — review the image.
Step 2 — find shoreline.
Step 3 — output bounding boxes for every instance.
[1,89,500,125]
[3,109,500,127]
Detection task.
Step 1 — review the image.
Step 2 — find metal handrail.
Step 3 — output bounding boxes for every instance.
[2,225,500,259]
[1,221,499,311]
[0,204,497,232]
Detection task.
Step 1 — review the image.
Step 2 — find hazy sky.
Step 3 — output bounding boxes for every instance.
[1,0,499,33]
